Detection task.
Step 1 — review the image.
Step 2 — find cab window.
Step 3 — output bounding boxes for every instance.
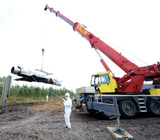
[91,74,110,85]
[91,75,99,86]
[99,74,110,84]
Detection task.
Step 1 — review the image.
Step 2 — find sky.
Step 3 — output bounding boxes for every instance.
[0,0,160,92]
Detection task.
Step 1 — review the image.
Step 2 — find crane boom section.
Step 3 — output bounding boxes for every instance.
[45,5,74,27]
[44,5,138,73]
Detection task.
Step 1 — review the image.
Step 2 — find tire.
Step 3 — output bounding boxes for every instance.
[119,100,137,119]
[101,100,114,119]
[0,109,2,114]
[147,99,160,116]
[100,112,113,119]
[87,109,97,114]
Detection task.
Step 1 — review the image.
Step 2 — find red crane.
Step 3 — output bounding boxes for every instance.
[44,5,160,93]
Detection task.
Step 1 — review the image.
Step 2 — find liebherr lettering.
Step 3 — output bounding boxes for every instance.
[75,24,88,35]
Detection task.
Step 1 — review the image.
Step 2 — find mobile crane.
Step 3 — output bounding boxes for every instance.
[44,5,160,119]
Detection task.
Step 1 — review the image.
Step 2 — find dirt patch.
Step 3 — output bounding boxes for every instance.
[0,102,160,140]
[0,107,36,122]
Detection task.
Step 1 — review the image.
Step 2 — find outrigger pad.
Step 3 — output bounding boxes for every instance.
[106,126,134,140]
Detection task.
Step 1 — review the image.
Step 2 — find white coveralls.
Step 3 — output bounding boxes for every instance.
[64,96,72,129]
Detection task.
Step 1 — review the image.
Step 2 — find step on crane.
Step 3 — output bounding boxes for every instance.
[44,5,160,119]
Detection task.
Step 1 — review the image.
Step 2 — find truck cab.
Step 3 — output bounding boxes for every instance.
[91,71,117,93]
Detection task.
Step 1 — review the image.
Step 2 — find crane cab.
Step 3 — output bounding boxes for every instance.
[91,71,117,93]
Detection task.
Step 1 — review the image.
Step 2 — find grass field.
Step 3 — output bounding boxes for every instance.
[6,96,64,111]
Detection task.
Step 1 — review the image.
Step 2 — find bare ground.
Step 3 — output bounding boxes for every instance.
[0,101,160,140]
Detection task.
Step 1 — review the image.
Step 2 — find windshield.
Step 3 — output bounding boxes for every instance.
[91,74,110,85]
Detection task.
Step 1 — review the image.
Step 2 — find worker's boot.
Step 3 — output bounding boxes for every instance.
[66,128,71,131]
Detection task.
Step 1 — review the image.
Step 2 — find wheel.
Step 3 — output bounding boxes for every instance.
[119,100,137,119]
[147,99,160,116]
[101,100,114,119]
[87,109,97,114]
[100,112,114,119]
[0,108,2,114]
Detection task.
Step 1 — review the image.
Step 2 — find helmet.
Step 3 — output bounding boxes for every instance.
[65,93,70,98]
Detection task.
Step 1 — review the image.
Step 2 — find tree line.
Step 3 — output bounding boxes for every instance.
[0,77,74,98]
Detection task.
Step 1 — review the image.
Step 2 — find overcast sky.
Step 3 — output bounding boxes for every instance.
[0,0,160,92]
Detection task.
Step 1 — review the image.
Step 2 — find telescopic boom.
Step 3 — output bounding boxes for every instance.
[44,5,138,73]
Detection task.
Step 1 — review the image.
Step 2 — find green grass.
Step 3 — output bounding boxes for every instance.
[3,94,75,105]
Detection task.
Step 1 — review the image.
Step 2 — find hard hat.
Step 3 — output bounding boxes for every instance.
[65,93,70,97]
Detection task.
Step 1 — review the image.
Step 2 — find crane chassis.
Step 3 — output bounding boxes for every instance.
[74,87,160,118]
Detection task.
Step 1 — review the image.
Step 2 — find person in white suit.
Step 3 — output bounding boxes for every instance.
[63,93,72,130]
